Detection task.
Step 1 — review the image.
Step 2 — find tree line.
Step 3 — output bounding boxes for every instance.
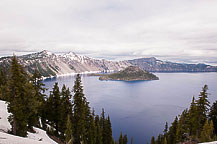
[0,56,129,144]
[151,85,217,144]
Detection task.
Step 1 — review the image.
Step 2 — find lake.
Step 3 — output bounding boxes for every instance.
[43,73,217,144]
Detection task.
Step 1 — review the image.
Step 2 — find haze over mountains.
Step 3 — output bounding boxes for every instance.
[0,50,217,77]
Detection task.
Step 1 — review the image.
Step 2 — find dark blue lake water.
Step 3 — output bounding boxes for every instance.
[43,73,217,144]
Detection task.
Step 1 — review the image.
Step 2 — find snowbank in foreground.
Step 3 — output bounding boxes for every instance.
[0,100,57,144]
[200,142,217,144]
[0,131,53,144]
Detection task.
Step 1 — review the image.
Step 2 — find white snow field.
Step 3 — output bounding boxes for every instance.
[200,142,217,144]
[0,100,57,144]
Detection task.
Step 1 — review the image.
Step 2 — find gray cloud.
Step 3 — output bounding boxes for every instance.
[0,0,217,64]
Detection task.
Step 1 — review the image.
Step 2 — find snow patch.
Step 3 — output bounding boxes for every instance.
[0,100,57,144]
[0,101,11,132]
[199,142,217,144]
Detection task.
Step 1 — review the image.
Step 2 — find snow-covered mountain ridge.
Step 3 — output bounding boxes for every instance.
[0,50,131,77]
[0,50,217,78]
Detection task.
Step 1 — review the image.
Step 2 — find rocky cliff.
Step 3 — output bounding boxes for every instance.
[0,50,131,77]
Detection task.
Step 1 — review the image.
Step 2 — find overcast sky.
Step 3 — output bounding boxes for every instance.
[0,0,217,64]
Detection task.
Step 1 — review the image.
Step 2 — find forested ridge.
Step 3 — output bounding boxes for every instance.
[151,85,217,144]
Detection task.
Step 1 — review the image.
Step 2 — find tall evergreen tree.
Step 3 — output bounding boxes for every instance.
[119,132,123,144]
[163,122,168,135]
[60,85,72,137]
[47,82,62,136]
[151,136,155,144]
[196,85,210,136]
[164,136,167,144]
[7,56,29,136]
[87,109,97,144]
[167,116,178,144]
[209,100,217,135]
[26,70,46,131]
[72,74,86,144]
[123,134,128,144]
[188,96,198,137]
[105,115,113,144]
[200,120,214,142]
[0,68,7,100]
[30,70,47,128]
[25,82,39,132]
[176,109,189,142]
[65,115,73,144]
[95,115,103,144]
[100,108,107,144]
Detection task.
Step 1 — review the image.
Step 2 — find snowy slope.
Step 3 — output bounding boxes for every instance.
[0,50,131,77]
[200,142,217,144]
[0,100,11,133]
[0,100,57,144]
[0,132,55,144]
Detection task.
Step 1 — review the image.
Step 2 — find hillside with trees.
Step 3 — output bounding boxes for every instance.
[0,56,126,144]
[151,85,217,144]
[98,66,159,81]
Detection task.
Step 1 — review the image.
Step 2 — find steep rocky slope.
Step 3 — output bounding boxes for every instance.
[0,50,131,77]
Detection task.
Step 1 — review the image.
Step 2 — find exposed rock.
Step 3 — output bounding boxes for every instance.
[0,50,131,77]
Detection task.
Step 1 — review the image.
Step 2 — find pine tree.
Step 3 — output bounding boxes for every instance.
[95,115,103,144]
[65,115,73,144]
[0,68,7,100]
[123,134,128,144]
[7,56,29,136]
[84,100,92,144]
[167,116,178,144]
[156,134,163,144]
[72,74,86,144]
[119,132,123,144]
[60,85,72,138]
[100,108,107,144]
[25,82,39,132]
[200,120,214,142]
[163,122,168,135]
[47,82,62,136]
[209,100,217,135]
[151,136,155,144]
[163,137,167,144]
[196,85,210,136]
[105,115,113,144]
[188,96,198,137]
[30,70,47,129]
[176,109,189,142]
[163,122,168,143]
[87,109,96,144]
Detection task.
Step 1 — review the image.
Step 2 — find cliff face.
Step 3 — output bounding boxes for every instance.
[0,50,131,77]
[128,57,217,72]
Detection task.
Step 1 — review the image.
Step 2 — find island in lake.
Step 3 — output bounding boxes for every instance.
[92,66,159,81]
